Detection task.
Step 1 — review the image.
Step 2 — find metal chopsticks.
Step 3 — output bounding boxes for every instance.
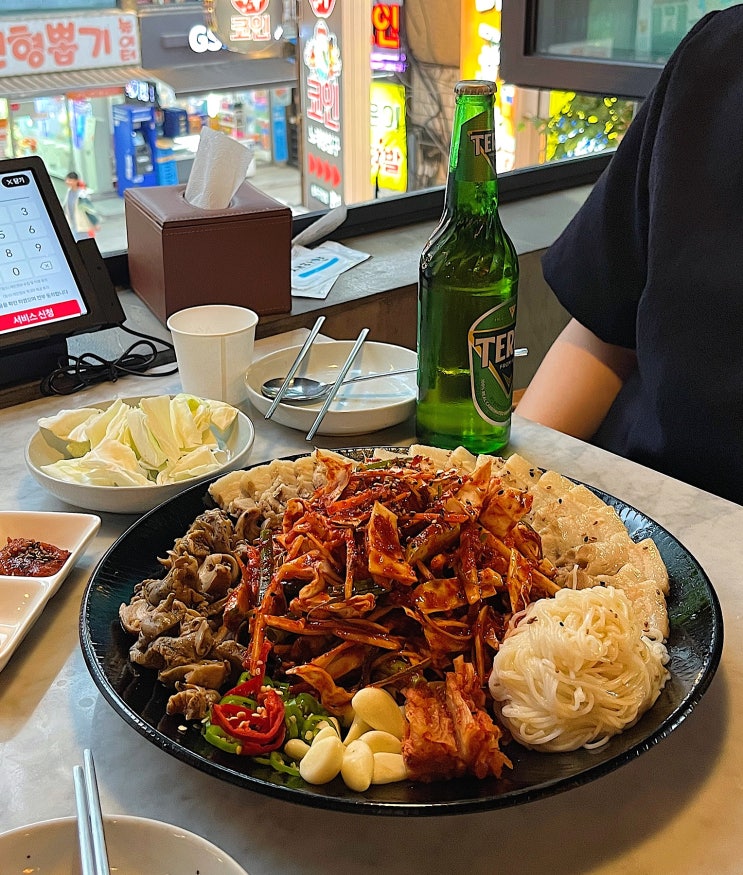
[73,748,111,875]
[264,315,326,420]
[306,327,369,442]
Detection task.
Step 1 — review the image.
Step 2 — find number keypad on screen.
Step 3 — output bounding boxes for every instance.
[0,201,59,285]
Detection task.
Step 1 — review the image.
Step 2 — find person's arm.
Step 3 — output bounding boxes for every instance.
[515,318,637,441]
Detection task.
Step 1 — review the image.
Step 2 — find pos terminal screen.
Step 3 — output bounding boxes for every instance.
[0,167,89,337]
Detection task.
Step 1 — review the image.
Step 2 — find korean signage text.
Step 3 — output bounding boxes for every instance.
[206,0,281,50]
[371,1,406,73]
[0,13,140,77]
[370,80,407,193]
[301,3,343,210]
[372,3,400,50]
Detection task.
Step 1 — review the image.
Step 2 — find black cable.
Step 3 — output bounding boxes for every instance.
[40,323,178,396]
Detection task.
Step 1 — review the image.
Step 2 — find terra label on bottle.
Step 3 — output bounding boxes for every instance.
[468,299,517,428]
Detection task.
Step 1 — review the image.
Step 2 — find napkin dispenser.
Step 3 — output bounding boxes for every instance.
[124,181,292,323]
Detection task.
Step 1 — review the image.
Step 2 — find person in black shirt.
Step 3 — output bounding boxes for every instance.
[517,6,743,506]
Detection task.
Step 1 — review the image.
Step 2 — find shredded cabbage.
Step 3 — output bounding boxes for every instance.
[38,394,238,487]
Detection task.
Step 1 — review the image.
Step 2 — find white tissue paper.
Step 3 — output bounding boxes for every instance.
[184,127,253,210]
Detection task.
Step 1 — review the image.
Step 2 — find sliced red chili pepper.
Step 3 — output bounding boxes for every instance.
[224,676,262,700]
[224,638,273,700]
[210,687,286,756]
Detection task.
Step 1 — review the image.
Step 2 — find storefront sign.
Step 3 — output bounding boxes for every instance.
[370,80,407,193]
[125,79,158,105]
[372,3,400,49]
[308,0,336,19]
[205,0,285,55]
[188,25,223,54]
[0,13,140,77]
[300,2,344,210]
[371,1,406,73]
[460,2,515,172]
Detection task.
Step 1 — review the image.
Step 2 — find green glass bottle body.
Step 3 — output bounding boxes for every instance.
[416,80,519,455]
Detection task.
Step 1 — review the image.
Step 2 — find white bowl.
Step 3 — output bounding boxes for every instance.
[245,340,417,435]
[0,510,100,672]
[24,397,255,515]
[0,814,249,875]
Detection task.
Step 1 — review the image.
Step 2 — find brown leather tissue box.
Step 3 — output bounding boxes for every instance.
[124,181,292,323]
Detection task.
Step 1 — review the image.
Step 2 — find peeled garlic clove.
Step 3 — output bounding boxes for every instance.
[284,738,310,761]
[316,717,341,735]
[299,736,344,785]
[358,729,402,755]
[343,712,372,746]
[311,724,340,745]
[351,687,405,739]
[371,751,408,785]
[341,739,374,792]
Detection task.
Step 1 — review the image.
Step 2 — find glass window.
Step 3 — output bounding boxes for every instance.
[533,0,740,65]
[0,0,638,259]
[501,0,741,98]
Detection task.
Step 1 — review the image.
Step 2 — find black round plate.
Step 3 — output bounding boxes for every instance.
[79,449,724,816]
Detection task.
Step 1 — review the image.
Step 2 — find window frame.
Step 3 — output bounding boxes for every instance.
[500,0,663,100]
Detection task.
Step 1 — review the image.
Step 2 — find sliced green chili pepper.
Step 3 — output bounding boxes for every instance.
[254,750,301,777]
[360,458,406,470]
[203,723,242,755]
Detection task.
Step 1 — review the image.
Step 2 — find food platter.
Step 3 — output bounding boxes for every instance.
[79,450,723,816]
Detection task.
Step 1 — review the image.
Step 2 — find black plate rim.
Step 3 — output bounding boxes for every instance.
[79,447,724,816]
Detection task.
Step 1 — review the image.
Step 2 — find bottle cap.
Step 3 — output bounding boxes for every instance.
[455,80,496,96]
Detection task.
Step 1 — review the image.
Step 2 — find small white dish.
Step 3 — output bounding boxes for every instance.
[0,814,249,874]
[246,340,417,435]
[24,396,255,515]
[0,510,100,672]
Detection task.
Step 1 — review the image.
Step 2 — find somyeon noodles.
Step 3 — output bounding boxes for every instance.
[488,586,669,752]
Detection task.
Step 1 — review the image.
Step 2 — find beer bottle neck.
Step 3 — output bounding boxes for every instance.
[444,93,500,215]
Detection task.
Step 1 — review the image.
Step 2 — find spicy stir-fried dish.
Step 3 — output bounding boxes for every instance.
[119,446,670,788]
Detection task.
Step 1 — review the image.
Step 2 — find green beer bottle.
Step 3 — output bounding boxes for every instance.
[416,80,518,455]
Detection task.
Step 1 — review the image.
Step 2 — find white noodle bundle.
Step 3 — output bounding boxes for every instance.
[488,586,669,752]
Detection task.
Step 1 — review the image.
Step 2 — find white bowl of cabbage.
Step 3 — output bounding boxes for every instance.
[24,394,255,514]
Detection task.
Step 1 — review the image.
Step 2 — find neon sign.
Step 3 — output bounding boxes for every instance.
[371,2,406,73]
[372,3,400,50]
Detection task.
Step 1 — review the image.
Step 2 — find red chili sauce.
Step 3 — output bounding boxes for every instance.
[0,537,71,577]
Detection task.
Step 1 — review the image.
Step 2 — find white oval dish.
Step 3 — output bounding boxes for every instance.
[24,396,255,515]
[0,510,100,672]
[0,814,249,875]
[245,340,417,435]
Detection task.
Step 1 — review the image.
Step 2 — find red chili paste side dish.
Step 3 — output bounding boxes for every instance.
[0,537,71,577]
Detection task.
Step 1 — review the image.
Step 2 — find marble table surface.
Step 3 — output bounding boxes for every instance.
[0,330,740,875]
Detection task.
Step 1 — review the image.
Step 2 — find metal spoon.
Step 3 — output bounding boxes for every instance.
[260,347,528,403]
[261,367,417,403]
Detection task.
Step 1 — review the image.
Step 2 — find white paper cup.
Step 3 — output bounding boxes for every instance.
[167,304,258,406]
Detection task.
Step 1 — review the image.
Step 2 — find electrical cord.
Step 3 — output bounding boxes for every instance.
[40,323,178,396]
